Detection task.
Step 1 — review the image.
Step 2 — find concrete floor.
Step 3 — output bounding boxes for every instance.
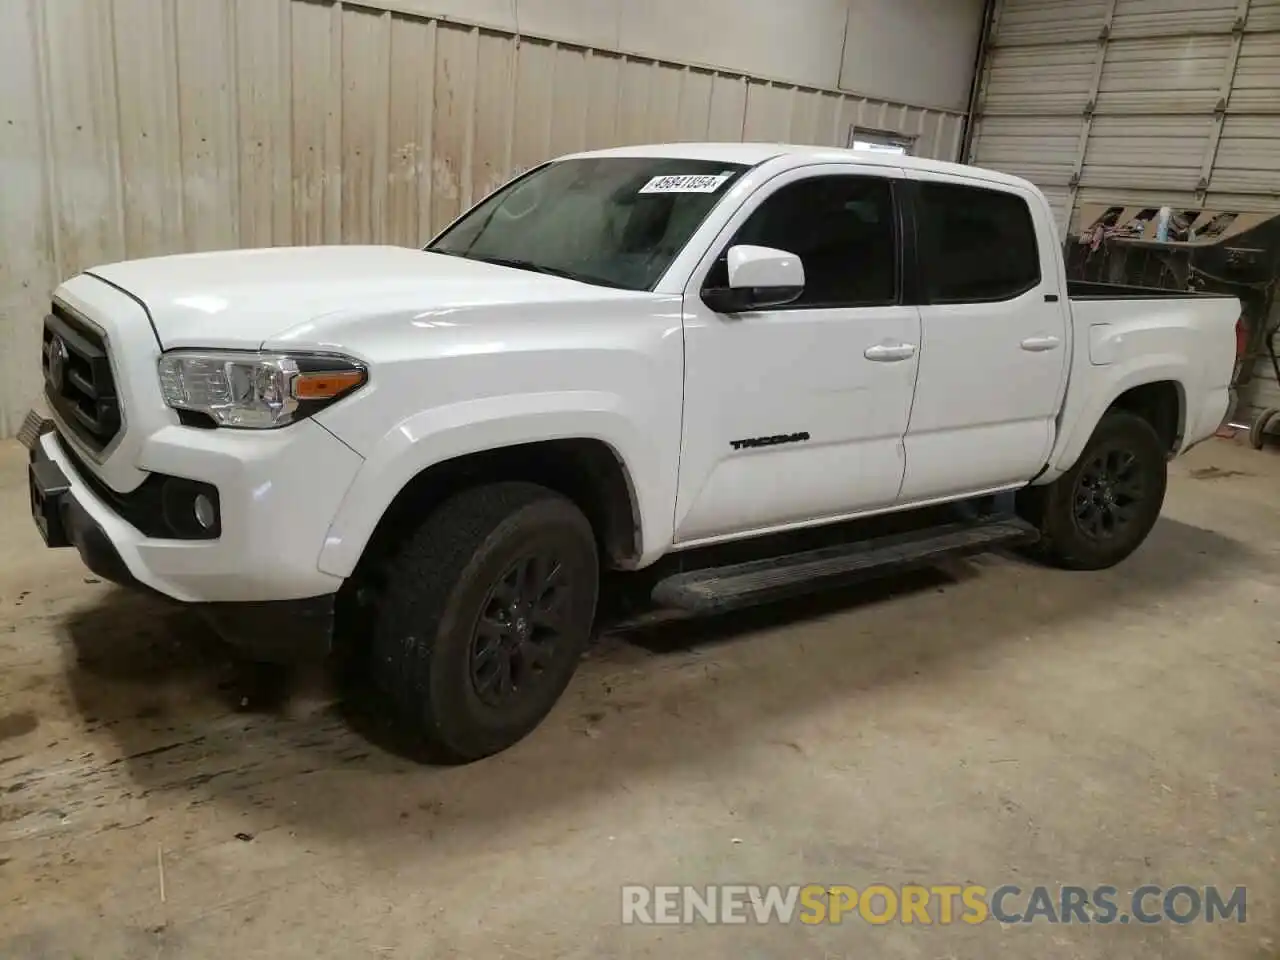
[0,436,1277,960]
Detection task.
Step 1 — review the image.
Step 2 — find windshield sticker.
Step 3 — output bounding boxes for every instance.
[639,174,732,195]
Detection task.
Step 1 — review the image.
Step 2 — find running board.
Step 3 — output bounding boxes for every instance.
[651,515,1039,614]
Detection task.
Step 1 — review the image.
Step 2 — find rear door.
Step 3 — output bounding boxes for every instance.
[674,164,921,544]
[898,175,1071,502]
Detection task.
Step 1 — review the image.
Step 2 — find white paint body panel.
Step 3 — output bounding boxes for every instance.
[35,143,1239,604]
[898,169,1070,501]
[312,293,686,575]
[89,246,639,350]
[35,420,359,602]
[674,161,918,543]
[1040,296,1240,483]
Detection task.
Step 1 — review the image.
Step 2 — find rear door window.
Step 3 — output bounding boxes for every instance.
[916,183,1040,303]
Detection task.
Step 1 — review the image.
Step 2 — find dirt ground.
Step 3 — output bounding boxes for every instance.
[0,435,1277,960]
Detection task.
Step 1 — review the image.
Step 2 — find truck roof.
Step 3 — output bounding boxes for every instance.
[560,141,1031,192]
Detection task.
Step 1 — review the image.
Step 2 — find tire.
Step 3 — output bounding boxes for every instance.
[370,482,599,762]
[1016,411,1168,571]
[1249,407,1280,450]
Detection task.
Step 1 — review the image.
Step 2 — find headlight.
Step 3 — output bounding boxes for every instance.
[157,351,367,428]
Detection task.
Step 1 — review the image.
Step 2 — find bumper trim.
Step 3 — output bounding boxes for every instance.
[26,412,336,663]
[197,596,336,663]
[30,421,148,587]
[67,494,142,587]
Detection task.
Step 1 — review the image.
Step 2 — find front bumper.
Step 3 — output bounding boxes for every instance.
[21,410,357,661]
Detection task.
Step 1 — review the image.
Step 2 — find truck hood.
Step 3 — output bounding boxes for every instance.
[87,245,627,350]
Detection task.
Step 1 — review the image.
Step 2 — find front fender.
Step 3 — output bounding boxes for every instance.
[316,392,664,577]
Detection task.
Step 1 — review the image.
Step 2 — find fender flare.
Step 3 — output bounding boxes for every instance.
[316,392,658,578]
[1044,357,1189,480]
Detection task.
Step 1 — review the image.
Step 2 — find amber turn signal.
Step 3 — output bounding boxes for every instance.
[294,369,366,400]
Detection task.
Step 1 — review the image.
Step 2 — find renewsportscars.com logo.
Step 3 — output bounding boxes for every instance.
[621,884,1247,926]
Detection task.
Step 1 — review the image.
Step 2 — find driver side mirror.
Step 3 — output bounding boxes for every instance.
[702,245,805,313]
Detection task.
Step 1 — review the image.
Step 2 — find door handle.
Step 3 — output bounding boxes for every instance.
[864,342,917,362]
[1020,335,1061,352]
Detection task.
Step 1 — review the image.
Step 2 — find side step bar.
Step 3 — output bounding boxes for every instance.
[650,515,1039,614]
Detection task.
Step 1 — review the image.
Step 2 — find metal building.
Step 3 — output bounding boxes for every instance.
[0,0,974,437]
[968,0,1280,420]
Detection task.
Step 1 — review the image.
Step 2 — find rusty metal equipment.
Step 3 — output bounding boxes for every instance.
[1066,204,1280,442]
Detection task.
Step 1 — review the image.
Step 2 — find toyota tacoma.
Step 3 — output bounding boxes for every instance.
[20,143,1239,760]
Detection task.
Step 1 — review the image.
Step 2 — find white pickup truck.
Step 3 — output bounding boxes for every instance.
[21,143,1239,760]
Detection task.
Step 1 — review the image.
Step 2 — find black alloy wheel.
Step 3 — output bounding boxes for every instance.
[1071,444,1146,542]
[470,550,573,711]
[1016,410,1167,570]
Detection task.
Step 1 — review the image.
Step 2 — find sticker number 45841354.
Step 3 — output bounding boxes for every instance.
[639,174,731,194]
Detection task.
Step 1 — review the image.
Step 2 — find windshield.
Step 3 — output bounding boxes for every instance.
[427,157,750,291]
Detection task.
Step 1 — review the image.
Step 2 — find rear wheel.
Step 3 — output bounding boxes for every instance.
[370,482,599,762]
[1249,406,1280,450]
[1017,411,1167,570]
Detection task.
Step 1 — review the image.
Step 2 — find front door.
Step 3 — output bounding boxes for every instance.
[674,165,921,544]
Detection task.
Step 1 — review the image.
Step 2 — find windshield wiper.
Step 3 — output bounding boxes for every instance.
[467,255,631,290]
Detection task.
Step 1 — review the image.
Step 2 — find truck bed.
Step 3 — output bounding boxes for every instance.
[1067,280,1237,300]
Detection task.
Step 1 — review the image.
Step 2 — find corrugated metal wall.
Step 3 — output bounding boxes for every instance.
[969,0,1280,418]
[0,0,967,438]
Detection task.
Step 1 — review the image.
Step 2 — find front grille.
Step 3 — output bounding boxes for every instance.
[42,303,122,453]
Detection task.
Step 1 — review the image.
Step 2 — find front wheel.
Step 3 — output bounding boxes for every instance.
[1017,411,1168,570]
[370,482,599,762]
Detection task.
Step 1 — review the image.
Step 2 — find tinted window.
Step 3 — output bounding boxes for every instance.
[429,157,748,291]
[712,176,897,307]
[917,183,1040,302]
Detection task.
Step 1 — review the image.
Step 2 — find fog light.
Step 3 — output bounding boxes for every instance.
[193,493,216,530]
[159,477,221,539]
